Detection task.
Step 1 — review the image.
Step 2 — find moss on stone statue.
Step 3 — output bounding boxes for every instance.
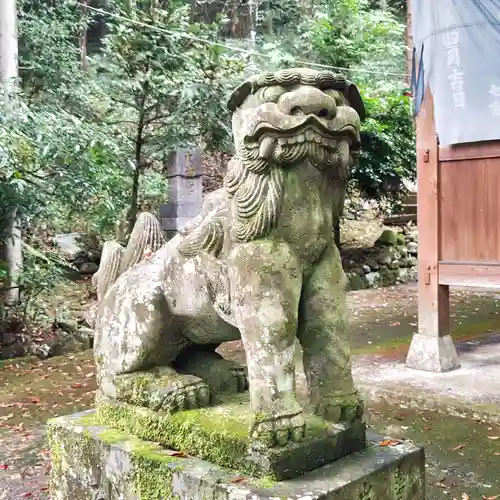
[96,394,249,473]
[95,392,363,480]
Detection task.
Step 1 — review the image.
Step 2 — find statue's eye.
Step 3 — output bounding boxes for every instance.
[256,85,287,103]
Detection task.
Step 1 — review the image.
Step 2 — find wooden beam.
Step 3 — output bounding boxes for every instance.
[439,262,500,288]
[439,142,500,162]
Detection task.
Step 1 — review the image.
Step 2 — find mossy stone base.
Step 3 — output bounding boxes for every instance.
[95,393,366,480]
[48,410,426,500]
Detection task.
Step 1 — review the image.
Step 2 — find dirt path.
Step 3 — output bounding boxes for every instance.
[1,285,500,499]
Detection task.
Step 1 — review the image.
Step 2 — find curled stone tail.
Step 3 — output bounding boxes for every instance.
[120,212,166,273]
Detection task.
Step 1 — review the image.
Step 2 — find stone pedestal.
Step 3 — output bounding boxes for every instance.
[406,333,461,372]
[159,149,204,239]
[49,410,426,500]
[95,394,366,481]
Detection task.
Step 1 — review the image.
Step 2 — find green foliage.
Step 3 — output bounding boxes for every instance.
[354,86,416,200]
[91,1,245,227]
[254,0,414,201]
[1,0,416,337]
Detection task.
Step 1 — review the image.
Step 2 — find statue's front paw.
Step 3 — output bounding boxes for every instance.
[115,368,212,413]
[230,366,249,393]
[150,376,211,412]
[315,393,364,423]
[251,412,306,447]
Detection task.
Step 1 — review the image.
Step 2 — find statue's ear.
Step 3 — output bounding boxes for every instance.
[227,81,253,112]
[344,83,365,121]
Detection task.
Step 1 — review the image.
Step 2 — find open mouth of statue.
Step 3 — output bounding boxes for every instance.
[247,117,360,152]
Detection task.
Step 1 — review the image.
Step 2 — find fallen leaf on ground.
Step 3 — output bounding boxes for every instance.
[0,464,8,470]
[488,436,500,440]
[165,450,188,458]
[230,476,247,483]
[72,383,83,389]
[378,439,404,446]
[435,482,448,488]
[450,444,465,451]
[462,494,470,500]
[483,495,500,499]
[30,397,40,404]
[0,414,14,421]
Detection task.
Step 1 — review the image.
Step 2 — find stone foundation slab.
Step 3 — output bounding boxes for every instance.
[95,394,365,480]
[406,334,461,372]
[48,410,426,500]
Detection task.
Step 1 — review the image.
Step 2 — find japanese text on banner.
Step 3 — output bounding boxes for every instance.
[443,30,466,109]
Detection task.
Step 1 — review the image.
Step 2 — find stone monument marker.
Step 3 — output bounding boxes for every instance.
[49,68,426,499]
[159,148,204,239]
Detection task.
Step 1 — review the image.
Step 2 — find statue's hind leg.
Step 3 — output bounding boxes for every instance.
[95,272,211,413]
[297,244,363,423]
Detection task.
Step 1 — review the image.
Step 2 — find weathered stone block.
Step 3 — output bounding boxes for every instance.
[49,410,426,500]
[95,393,366,481]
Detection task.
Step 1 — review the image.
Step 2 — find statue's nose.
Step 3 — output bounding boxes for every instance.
[277,86,337,119]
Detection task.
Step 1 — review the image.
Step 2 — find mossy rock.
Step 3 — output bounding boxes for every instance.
[396,233,406,245]
[348,273,368,291]
[379,268,400,286]
[375,229,399,247]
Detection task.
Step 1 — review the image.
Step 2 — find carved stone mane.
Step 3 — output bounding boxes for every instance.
[224,156,284,243]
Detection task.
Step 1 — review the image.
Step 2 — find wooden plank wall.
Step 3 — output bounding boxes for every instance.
[440,143,500,262]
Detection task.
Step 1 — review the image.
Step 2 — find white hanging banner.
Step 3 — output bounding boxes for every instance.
[412,0,500,145]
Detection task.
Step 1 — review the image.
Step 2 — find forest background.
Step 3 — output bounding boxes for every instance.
[0,0,415,333]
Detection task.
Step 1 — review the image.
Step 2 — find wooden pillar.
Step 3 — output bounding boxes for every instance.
[405,89,460,372]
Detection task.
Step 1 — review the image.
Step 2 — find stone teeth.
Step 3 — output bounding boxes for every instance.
[259,136,276,159]
[306,130,314,141]
[297,134,305,143]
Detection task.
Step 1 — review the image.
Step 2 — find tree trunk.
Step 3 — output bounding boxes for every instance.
[127,166,140,235]
[0,0,22,307]
[126,105,145,235]
[80,0,88,70]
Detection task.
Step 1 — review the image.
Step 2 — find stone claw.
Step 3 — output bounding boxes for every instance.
[114,368,212,414]
[251,411,306,447]
[316,393,364,423]
[159,380,211,412]
[231,367,249,393]
[290,414,306,442]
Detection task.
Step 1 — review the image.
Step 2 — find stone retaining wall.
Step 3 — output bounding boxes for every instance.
[342,227,418,291]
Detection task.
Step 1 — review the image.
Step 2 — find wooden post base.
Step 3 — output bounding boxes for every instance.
[406,333,460,372]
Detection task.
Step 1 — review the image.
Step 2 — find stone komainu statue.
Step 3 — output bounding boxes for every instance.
[92,68,365,447]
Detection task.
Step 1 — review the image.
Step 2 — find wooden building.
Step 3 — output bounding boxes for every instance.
[405,0,500,372]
